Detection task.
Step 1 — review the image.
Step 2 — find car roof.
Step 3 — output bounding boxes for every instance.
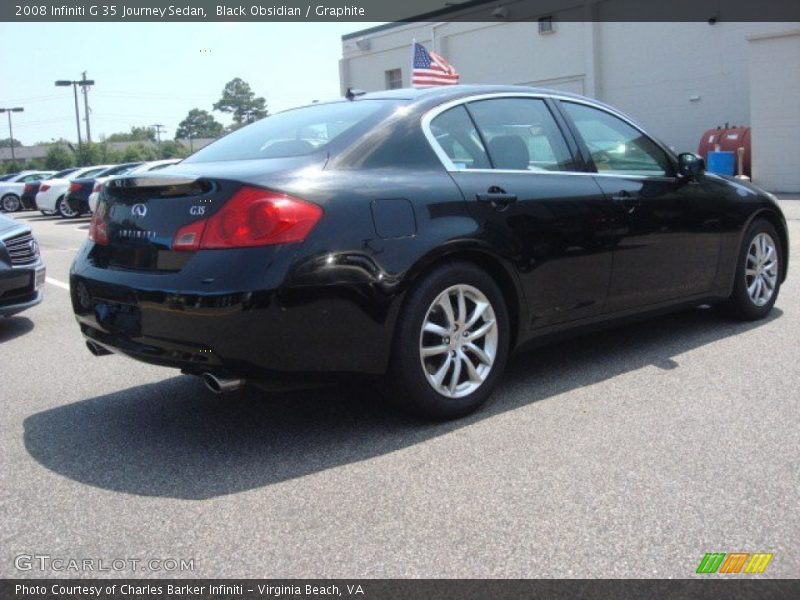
[319,84,626,118]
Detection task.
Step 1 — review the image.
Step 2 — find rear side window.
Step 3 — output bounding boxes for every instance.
[429,105,491,170]
[467,98,573,172]
[184,100,398,163]
[561,101,670,176]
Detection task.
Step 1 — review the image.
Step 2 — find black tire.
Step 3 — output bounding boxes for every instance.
[1,194,20,212]
[57,195,80,219]
[725,218,783,321]
[389,262,510,420]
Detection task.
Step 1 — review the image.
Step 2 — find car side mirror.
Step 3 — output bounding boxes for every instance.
[678,152,705,178]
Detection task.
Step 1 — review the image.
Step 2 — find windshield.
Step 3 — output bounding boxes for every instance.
[184,100,398,163]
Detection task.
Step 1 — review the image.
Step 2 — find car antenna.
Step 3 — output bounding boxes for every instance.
[345,88,366,101]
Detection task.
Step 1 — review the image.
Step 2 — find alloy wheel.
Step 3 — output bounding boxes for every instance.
[2,195,20,212]
[745,232,779,307]
[419,284,498,398]
[58,196,78,218]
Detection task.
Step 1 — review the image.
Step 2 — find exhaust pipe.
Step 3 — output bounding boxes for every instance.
[86,341,112,356]
[202,372,245,394]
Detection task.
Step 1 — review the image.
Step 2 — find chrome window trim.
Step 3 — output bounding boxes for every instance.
[420,91,675,179]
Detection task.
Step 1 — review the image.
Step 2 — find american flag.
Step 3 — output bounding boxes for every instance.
[412,42,459,87]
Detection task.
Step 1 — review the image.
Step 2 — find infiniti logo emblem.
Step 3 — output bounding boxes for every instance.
[28,239,39,256]
[131,204,147,218]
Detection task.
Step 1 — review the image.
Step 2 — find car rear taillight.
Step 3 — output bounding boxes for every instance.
[69,182,81,193]
[89,201,109,245]
[172,186,322,251]
[23,184,34,194]
[40,184,50,192]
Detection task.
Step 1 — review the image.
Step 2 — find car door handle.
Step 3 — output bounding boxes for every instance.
[476,190,518,207]
[611,191,642,213]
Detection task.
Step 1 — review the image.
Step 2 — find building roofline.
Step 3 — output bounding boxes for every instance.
[341,0,495,40]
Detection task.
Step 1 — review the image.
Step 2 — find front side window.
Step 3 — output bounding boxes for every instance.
[561,101,670,176]
[467,98,573,172]
[429,105,491,170]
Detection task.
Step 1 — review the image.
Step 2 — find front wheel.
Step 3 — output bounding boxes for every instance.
[57,195,80,218]
[390,262,510,420]
[725,218,782,320]
[1,194,20,212]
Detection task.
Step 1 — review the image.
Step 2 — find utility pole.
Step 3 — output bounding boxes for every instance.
[151,124,165,153]
[0,107,24,167]
[56,76,94,149]
[81,71,93,143]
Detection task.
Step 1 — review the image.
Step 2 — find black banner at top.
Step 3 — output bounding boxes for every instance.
[3,579,800,600]
[4,0,800,23]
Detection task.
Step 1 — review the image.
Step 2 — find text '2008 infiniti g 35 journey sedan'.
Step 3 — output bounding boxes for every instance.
[70,85,788,419]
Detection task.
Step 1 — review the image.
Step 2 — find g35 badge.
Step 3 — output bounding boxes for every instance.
[190,206,206,216]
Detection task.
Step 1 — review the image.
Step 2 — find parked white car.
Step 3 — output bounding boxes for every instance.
[35,165,113,217]
[87,160,182,212]
[1,171,55,212]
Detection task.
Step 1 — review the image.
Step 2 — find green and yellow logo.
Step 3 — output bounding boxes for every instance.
[696,552,773,574]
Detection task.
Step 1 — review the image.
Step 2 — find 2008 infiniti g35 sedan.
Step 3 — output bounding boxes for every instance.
[70,85,788,419]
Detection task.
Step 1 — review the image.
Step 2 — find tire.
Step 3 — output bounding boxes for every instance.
[57,195,80,218]
[725,218,783,321]
[1,194,20,212]
[390,262,510,420]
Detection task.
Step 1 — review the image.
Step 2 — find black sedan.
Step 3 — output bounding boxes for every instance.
[70,85,788,419]
[63,162,143,217]
[1,213,45,317]
[21,168,79,211]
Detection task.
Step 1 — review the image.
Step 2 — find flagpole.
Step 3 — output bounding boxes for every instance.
[410,38,416,88]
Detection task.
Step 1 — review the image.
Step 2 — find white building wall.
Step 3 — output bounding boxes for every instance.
[341,16,799,189]
[748,29,800,192]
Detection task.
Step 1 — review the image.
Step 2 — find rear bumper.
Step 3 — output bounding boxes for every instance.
[70,242,400,378]
[20,194,37,210]
[65,192,90,214]
[35,192,58,213]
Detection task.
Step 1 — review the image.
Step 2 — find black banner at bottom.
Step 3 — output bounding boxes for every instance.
[2,579,799,600]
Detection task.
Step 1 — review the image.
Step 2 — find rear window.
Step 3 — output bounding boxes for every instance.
[53,168,78,178]
[184,100,398,163]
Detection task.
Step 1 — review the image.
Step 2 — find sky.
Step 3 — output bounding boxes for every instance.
[0,22,381,145]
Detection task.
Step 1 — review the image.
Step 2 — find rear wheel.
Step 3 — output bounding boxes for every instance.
[725,218,782,320]
[57,195,79,218]
[1,194,20,212]
[390,262,510,420]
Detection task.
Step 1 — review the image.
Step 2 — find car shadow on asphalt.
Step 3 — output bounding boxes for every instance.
[0,316,34,343]
[23,307,783,500]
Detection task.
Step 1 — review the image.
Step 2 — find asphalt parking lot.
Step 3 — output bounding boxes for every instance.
[1,202,798,579]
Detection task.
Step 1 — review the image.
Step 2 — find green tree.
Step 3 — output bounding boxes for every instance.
[107,126,157,143]
[0,137,22,148]
[122,143,159,162]
[44,145,75,170]
[213,78,268,126]
[24,159,46,170]
[98,142,123,164]
[75,142,102,167]
[175,108,223,139]
[159,140,190,159]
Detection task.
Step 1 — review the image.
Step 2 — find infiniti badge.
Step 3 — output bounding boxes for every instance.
[131,203,147,218]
